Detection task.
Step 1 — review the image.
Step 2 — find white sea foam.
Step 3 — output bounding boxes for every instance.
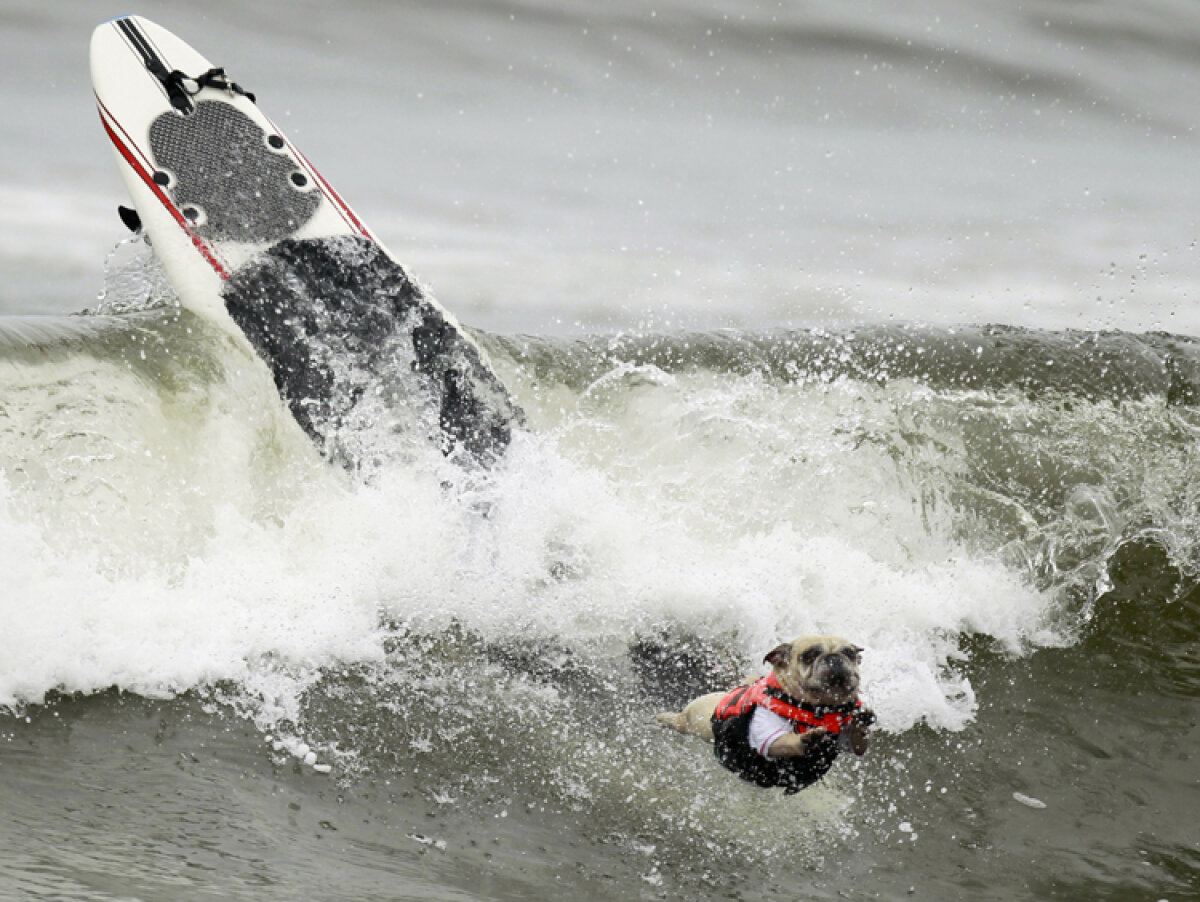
[0,342,1061,736]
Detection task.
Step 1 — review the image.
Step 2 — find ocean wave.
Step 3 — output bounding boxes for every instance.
[490,324,1200,403]
[7,316,1200,724]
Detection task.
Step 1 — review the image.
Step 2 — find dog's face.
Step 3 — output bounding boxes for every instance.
[764,635,862,707]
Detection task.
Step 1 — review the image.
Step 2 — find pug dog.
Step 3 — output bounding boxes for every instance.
[657,635,875,791]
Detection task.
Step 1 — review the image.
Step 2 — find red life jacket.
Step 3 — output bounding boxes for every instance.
[713,673,860,735]
[709,673,861,792]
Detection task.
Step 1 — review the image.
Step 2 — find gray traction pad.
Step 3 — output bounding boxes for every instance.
[149,99,320,243]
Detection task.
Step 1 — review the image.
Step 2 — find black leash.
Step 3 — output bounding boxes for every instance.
[116,19,255,113]
[161,67,256,112]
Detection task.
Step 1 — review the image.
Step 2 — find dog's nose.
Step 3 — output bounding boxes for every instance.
[817,653,852,685]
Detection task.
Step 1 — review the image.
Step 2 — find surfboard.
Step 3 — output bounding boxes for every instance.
[90,16,520,462]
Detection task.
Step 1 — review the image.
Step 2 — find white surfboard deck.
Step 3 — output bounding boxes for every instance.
[89,15,466,339]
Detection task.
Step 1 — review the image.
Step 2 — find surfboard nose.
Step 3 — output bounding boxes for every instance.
[92,16,156,74]
[89,17,131,83]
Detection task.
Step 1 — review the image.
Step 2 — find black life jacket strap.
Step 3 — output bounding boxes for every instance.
[763,684,859,718]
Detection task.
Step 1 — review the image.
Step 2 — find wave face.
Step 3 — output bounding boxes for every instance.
[2,287,1198,897]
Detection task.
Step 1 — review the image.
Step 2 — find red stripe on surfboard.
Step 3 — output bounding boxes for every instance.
[289,139,372,238]
[303,155,372,239]
[96,97,230,280]
[311,165,372,239]
[97,92,155,174]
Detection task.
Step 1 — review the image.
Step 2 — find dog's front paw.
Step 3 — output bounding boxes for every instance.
[802,726,831,746]
[845,710,873,757]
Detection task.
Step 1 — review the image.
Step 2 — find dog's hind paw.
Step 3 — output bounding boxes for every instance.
[655,711,687,732]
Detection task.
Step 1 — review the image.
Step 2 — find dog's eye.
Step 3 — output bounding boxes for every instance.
[800,647,822,665]
[841,646,862,663]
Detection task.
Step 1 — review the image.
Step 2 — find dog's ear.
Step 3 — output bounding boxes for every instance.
[764,643,793,668]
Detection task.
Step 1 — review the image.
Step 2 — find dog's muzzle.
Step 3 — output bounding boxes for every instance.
[814,653,857,690]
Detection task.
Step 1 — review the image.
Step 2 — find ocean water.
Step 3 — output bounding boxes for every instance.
[1,1,1198,899]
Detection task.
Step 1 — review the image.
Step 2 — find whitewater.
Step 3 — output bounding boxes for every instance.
[1,0,1198,899]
